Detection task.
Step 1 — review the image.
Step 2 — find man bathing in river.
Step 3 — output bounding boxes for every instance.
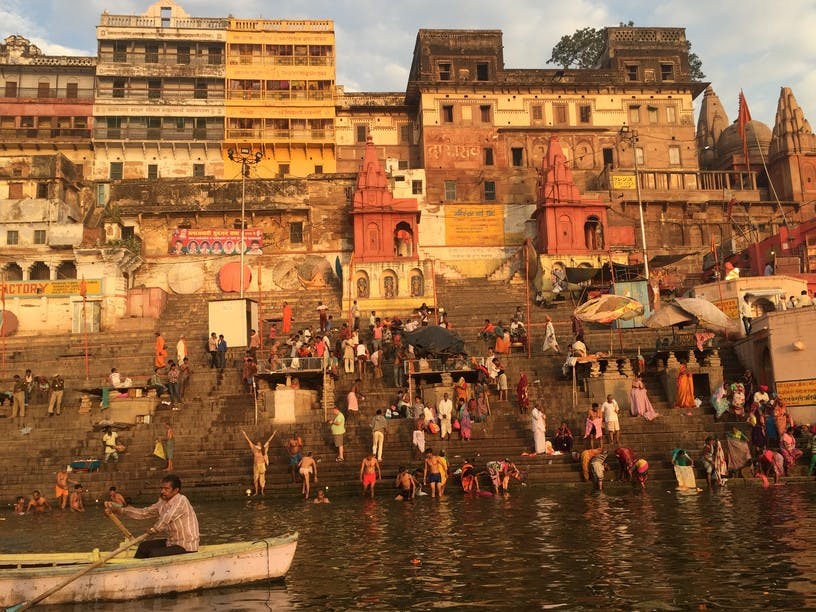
[423,448,443,498]
[26,489,51,513]
[298,451,318,499]
[359,452,381,498]
[55,466,76,510]
[69,484,85,512]
[395,466,417,500]
[105,474,199,558]
[242,430,277,496]
[285,433,304,480]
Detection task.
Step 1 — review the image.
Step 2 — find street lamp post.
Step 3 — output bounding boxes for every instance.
[227,147,263,299]
[620,127,649,280]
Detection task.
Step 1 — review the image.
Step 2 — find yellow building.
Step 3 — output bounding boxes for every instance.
[223,18,337,178]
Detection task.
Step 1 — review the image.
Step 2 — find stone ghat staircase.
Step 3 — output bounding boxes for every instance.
[0,278,795,503]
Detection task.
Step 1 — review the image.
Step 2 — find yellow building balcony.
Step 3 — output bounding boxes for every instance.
[224,127,335,143]
[225,89,334,104]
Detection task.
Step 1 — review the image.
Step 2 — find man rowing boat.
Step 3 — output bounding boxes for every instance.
[105,474,199,558]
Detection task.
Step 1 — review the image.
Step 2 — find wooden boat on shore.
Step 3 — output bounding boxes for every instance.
[0,532,298,607]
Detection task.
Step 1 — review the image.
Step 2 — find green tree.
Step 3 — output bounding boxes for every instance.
[547,24,705,80]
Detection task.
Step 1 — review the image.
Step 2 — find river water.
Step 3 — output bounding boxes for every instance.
[4,483,816,611]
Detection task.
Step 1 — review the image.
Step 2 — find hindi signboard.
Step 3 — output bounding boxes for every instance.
[169,229,264,255]
[445,204,504,247]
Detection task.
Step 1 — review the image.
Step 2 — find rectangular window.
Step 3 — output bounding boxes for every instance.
[9,183,23,198]
[37,81,51,98]
[476,62,489,81]
[113,41,127,63]
[112,79,126,98]
[442,105,454,123]
[484,147,494,166]
[511,147,524,167]
[314,165,323,174]
[65,82,78,99]
[4,81,17,97]
[531,105,543,121]
[411,179,423,195]
[147,79,162,100]
[33,229,46,244]
[398,160,409,170]
[97,184,108,207]
[161,7,171,27]
[648,106,659,124]
[625,64,639,81]
[6,230,19,245]
[579,104,591,123]
[635,147,644,166]
[666,106,677,124]
[192,163,205,177]
[109,162,123,180]
[668,145,681,166]
[438,62,452,81]
[661,63,675,81]
[145,43,159,63]
[147,117,161,139]
[628,105,640,124]
[602,147,614,168]
[36,183,48,198]
[289,221,304,244]
[208,46,222,65]
[400,124,411,144]
[278,163,290,177]
[484,180,496,202]
[177,45,190,65]
[147,164,158,179]
[194,81,208,100]
[480,105,491,123]
[553,104,568,125]
[444,180,457,201]
[355,124,367,143]
[106,116,121,138]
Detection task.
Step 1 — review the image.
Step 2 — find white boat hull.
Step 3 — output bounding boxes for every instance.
[0,532,297,606]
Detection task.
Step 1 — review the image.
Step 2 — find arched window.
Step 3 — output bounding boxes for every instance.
[56,261,78,279]
[584,215,604,250]
[394,221,413,257]
[3,263,23,280]
[366,222,380,253]
[409,268,424,297]
[29,261,50,280]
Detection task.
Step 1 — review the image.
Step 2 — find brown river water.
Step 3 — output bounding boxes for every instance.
[3,483,816,610]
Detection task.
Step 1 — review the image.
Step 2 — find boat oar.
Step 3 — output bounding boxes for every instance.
[6,531,150,612]
[106,509,134,540]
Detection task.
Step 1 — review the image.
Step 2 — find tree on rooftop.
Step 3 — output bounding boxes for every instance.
[547,23,706,80]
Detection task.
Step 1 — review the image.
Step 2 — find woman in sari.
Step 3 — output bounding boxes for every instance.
[671,448,698,491]
[154,332,168,369]
[779,426,802,472]
[773,397,791,446]
[516,373,530,414]
[459,401,472,441]
[711,381,730,420]
[494,322,510,354]
[553,421,573,453]
[674,363,695,410]
[460,459,479,493]
[454,377,468,405]
[630,375,659,420]
[730,382,746,417]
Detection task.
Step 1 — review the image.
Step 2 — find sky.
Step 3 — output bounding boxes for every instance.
[1,0,815,126]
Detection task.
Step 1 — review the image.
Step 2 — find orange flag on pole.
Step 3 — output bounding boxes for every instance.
[737,90,752,172]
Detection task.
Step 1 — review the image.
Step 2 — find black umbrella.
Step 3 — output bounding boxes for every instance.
[404,326,465,356]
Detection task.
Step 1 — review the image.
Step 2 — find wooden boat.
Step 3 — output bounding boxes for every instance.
[0,532,298,607]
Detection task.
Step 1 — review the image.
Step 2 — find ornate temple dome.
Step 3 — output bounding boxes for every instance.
[716,119,772,163]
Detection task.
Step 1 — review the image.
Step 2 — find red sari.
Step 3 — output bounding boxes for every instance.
[516,373,530,411]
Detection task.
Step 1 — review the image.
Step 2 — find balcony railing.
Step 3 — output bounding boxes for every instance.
[97,87,226,102]
[605,168,760,195]
[99,14,228,29]
[93,127,224,141]
[0,87,95,100]
[0,127,91,140]
[98,52,225,67]
[226,89,333,102]
[226,55,334,67]
[224,128,334,142]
